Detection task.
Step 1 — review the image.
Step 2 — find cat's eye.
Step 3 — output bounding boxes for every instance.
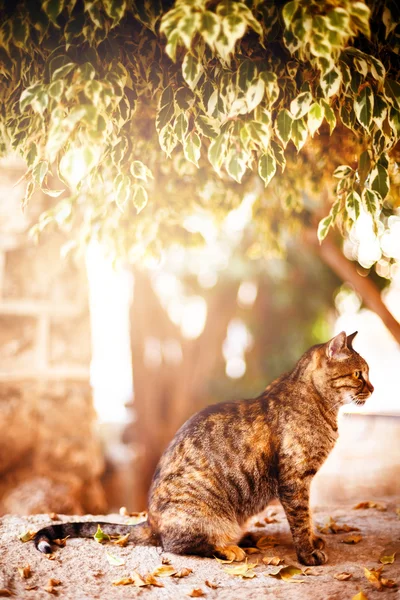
[354,370,362,379]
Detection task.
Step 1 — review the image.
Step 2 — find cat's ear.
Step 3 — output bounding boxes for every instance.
[346,331,358,349]
[326,331,348,359]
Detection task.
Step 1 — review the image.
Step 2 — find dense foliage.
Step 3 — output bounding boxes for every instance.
[0,0,399,261]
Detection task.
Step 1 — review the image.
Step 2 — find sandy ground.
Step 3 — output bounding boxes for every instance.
[0,498,399,599]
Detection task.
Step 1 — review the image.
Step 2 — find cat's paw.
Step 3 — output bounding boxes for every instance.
[215,545,246,562]
[311,535,325,550]
[298,549,328,566]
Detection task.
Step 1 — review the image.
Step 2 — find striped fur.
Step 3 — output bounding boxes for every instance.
[34,331,373,565]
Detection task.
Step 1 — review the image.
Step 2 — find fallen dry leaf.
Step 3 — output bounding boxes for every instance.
[342,534,363,544]
[188,589,205,597]
[396,507,400,518]
[53,536,69,547]
[379,552,396,564]
[161,556,171,564]
[214,556,234,564]
[127,512,147,525]
[173,568,193,578]
[256,536,278,550]
[18,529,36,543]
[112,534,130,547]
[49,513,59,520]
[17,565,31,579]
[352,593,368,600]
[334,572,353,581]
[44,578,61,594]
[93,524,110,544]
[112,577,135,586]
[319,516,360,535]
[364,567,382,591]
[381,578,397,588]
[223,560,257,579]
[152,565,177,577]
[262,556,284,566]
[45,554,56,561]
[25,584,38,591]
[243,547,259,555]
[205,580,218,589]
[254,521,265,528]
[143,574,164,587]
[303,567,323,575]
[105,552,125,566]
[48,579,61,587]
[353,501,387,511]
[0,590,11,597]
[268,565,303,581]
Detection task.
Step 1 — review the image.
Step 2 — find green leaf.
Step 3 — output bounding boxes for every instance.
[12,17,29,48]
[350,2,371,38]
[159,123,178,157]
[321,67,341,98]
[199,10,220,45]
[370,164,389,199]
[20,84,42,112]
[346,190,361,221]
[384,79,400,110]
[308,102,324,137]
[333,165,353,178]
[361,188,381,219]
[354,87,374,131]
[238,59,257,94]
[321,99,336,134]
[196,115,220,139]
[132,184,148,214]
[372,95,388,129]
[258,152,276,187]
[317,215,333,241]
[182,53,203,90]
[183,133,201,167]
[208,132,228,175]
[226,151,247,183]
[52,62,75,81]
[94,524,110,544]
[291,118,307,151]
[326,8,350,32]
[48,80,64,100]
[156,85,175,132]
[43,0,65,23]
[174,113,188,143]
[270,140,286,172]
[26,143,38,168]
[33,160,48,186]
[247,121,270,151]
[282,1,298,29]
[130,161,153,182]
[358,151,371,185]
[290,91,312,119]
[275,109,293,147]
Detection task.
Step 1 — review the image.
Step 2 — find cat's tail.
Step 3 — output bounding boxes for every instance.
[34,521,157,554]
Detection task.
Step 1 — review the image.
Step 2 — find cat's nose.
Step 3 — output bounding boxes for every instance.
[367,381,374,393]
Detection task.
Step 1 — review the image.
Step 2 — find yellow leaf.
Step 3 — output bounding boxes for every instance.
[188,589,205,597]
[379,552,396,564]
[105,552,125,566]
[243,547,260,555]
[18,529,36,542]
[334,572,353,581]
[112,534,130,547]
[342,534,363,544]
[353,501,387,511]
[352,593,368,600]
[262,556,284,566]
[112,577,134,586]
[319,516,360,534]
[143,574,164,587]
[381,578,397,588]
[214,556,234,564]
[268,565,303,581]
[152,565,177,577]
[173,568,193,578]
[17,565,31,579]
[53,536,69,547]
[256,536,278,550]
[303,567,323,575]
[223,560,257,578]
[364,567,382,590]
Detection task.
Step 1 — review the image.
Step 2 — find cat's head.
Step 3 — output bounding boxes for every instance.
[312,331,374,407]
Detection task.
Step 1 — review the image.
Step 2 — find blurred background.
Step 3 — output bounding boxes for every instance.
[0,153,399,516]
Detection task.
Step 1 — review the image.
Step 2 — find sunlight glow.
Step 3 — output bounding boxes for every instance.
[237,280,258,308]
[223,319,253,379]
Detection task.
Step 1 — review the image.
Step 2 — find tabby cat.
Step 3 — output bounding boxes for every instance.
[34,331,373,565]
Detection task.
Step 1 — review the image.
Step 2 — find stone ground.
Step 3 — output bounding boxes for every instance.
[0,498,399,599]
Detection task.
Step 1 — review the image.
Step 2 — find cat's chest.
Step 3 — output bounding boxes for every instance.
[281,423,338,469]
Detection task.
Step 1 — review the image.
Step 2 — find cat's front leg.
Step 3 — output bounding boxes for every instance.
[279,482,327,566]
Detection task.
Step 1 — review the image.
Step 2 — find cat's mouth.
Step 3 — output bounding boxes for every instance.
[353,392,371,406]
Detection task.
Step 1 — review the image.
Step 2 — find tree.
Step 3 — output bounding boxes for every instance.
[0,0,399,255]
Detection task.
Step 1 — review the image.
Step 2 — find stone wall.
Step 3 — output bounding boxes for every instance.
[0,156,106,515]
